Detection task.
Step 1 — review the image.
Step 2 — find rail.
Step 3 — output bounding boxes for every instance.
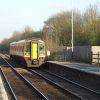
[0,54,48,100]
[0,66,17,100]
[28,69,84,100]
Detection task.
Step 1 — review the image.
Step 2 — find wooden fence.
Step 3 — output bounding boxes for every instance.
[92,52,100,65]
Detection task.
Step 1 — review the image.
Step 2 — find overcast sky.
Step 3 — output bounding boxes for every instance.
[0,0,99,42]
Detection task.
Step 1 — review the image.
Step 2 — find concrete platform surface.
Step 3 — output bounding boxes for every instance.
[48,61,100,75]
[0,75,8,100]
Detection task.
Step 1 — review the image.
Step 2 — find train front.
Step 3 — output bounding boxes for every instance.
[31,40,45,66]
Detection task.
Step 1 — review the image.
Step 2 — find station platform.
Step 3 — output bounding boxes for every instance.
[0,75,8,100]
[48,61,100,75]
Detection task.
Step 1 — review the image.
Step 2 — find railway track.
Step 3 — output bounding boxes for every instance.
[3,54,85,100]
[42,69,100,95]
[28,68,100,100]
[0,54,81,100]
[0,66,17,100]
[0,55,48,100]
[2,53,100,100]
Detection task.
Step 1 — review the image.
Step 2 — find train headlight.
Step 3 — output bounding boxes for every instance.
[47,50,50,56]
[26,53,29,55]
[25,52,30,55]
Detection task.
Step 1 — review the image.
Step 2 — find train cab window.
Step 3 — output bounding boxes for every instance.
[39,43,45,54]
[25,42,31,53]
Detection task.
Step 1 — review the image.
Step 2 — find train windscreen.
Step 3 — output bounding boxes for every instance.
[39,43,45,54]
[25,42,31,53]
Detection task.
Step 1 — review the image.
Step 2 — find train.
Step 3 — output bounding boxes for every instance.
[10,38,50,67]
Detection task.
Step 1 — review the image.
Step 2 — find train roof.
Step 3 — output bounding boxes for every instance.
[10,38,44,45]
[10,40,25,45]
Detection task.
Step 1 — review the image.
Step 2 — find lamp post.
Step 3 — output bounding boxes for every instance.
[71,0,74,59]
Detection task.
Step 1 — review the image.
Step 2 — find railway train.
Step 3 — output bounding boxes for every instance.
[10,38,50,67]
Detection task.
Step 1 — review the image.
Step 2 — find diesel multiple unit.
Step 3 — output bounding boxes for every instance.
[10,38,47,67]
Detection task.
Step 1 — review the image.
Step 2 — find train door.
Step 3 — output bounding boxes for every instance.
[31,42,38,60]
